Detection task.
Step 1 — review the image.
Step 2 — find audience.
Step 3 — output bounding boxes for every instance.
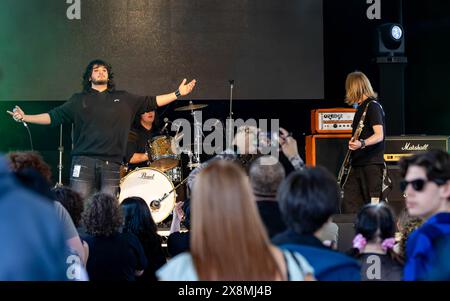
[426,236,450,280]
[8,151,87,266]
[350,204,403,281]
[6,146,450,282]
[0,156,68,280]
[394,208,423,261]
[157,161,315,281]
[52,186,84,229]
[249,156,287,238]
[399,150,450,280]
[167,201,191,257]
[81,193,147,281]
[273,167,360,281]
[121,196,166,281]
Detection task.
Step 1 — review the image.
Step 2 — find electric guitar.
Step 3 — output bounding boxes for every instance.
[337,101,373,194]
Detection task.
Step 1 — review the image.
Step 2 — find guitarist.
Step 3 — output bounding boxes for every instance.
[341,71,386,213]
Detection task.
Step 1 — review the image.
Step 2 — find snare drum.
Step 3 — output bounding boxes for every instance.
[149,135,179,171]
[119,167,176,223]
[164,167,182,183]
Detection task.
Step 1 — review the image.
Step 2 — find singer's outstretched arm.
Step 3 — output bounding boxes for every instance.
[155,78,197,107]
[7,106,51,125]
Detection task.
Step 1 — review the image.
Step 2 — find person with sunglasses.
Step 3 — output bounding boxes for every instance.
[399,150,450,280]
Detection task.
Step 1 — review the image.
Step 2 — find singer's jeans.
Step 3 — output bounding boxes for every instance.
[69,156,121,203]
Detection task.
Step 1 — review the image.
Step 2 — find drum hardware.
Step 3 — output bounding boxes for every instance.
[227,80,234,150]
[55,124,64,187]
[149,177,189,210]
[181,148,200,170]
[174,101,207,167]
[174,101,208,111]
[164,166,182,183]
[148,135,180,171]
[191,109,203,167]
[119,167,177,223]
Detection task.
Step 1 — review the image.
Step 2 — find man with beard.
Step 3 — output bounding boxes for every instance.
[8,59,196,200]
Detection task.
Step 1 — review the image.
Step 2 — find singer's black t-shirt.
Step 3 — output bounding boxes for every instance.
[126,124,159,170]
[48,88,157,164]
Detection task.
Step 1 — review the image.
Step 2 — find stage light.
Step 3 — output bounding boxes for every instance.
[376,23,405,56]
[391,25,403,40]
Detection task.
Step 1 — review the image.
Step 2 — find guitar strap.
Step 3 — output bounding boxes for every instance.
[354,99,375,142]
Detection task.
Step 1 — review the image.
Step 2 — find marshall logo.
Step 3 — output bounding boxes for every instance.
[401,143,430,151]
[140,173,155,180]
[323,114,343,120]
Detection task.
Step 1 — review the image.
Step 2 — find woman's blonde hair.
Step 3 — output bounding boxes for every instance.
[345,71,377,105]
[191,160,282,280]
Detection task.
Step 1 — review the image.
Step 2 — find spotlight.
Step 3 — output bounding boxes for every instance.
[376,23,405,56]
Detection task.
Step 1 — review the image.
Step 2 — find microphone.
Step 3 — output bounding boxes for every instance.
[12,108,28,127]
[160,117,170,134]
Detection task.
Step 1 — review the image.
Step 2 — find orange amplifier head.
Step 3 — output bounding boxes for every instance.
[311,108,356,134]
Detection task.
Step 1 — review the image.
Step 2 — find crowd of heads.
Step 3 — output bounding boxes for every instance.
[1,148,450,281]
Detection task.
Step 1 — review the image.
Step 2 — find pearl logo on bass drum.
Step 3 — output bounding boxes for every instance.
[139,172,155,180]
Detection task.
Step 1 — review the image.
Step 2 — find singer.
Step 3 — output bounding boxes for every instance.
[125,110,160,171]
[7,59,196,200]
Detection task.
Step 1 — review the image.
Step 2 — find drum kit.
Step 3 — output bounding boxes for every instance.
[118,101,209,224]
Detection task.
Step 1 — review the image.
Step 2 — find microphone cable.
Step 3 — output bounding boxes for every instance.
[22,122,34,151]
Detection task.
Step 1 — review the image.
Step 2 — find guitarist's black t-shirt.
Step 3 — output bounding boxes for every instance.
[350,97,386,166]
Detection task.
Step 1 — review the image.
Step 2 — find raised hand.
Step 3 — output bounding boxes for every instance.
[6,105,25,122]
[178,78,197,96]
[279,127,298,160]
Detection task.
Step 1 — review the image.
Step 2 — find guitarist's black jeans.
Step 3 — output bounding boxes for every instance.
[342,164,384,213]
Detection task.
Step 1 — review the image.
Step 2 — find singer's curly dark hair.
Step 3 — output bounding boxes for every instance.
[82,193,123,237]
[82,59,115,92]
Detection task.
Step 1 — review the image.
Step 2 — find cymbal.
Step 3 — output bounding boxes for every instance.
[174,102,208,111]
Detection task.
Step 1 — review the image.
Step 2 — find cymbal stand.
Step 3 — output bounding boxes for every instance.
[55,124,64,187]
[190,108,203,168]
[227,80,234,150]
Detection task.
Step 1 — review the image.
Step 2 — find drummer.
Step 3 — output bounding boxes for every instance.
[125,110,160,171]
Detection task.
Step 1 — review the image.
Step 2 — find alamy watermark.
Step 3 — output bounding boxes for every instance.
[166,116,281,164]
[66,0,81,20]
[365,255,382,280]
[366,0,381,20]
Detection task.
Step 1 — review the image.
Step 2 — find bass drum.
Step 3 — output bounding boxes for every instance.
[118,167,176,224]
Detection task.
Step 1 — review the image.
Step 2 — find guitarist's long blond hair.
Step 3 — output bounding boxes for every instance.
[345,71,378,105]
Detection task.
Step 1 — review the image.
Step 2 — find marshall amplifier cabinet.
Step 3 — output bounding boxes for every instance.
[384,136,449,162]
[384,135,449,214]
[311,108,356,134]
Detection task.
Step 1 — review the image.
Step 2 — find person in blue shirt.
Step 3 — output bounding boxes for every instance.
[0,156,68,280]
[399,150,450,280]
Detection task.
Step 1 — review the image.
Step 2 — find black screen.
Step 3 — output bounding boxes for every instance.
[0,0,324,101]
